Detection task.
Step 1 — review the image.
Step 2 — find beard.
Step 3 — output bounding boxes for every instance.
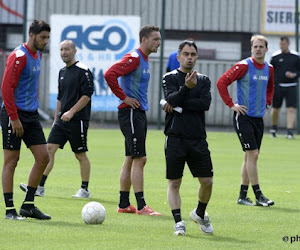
[33,37,45,51]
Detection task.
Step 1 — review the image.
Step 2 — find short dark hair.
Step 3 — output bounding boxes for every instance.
[280,36,290,43]
[29,19,51,35]
[178,40,198,53]
[139,25,160,43]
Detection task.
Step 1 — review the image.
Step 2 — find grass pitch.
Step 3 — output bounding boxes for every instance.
[1,128,299,249]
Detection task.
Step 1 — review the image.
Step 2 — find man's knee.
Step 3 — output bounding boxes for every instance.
[168,179,182,190]
[246,150,259,160]
[133,156,147,166]
[4,156,19,169]
[199,177,213,189]
[40,152,50,166]
[75,152,88,162]
[47,144,59,155]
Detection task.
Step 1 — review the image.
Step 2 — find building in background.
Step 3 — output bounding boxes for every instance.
[0,0,298,128]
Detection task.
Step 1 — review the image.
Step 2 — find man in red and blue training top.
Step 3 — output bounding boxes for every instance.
[1,20,51,220]
[166,50,180,72]
[217,35,275,207]
[104,25,161,216]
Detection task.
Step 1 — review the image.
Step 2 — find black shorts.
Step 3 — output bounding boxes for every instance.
[1,107,46,150]
[272,85,297,108]
[233,112,264,151]
[118,108,147,158]
[165,136,213,179]
[47,119,89,153]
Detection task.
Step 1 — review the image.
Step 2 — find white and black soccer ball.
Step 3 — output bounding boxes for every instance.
[82,201,106,224]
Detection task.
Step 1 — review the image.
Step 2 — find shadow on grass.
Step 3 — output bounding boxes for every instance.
[19,219,85,228]
[185,233,252,244]
[50,196,116,205]
[255,206,300,213]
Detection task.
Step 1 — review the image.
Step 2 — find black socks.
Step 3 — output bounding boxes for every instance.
[172,209,182,223]
[239,185,249,199]
[4,192,15,214]
[81,181,89,191]
[135,192,146,210]
[119,191,130,208]
[196,201,208,219]
[39,175,48,187]
[22,186,36,209]
[252,184,262,199]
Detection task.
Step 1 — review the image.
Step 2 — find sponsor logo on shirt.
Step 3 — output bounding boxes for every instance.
[252,75,268,81]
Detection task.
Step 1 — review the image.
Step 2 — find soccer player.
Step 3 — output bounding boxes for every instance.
[20,40,94,198]
[162,40,214,236]
[1,20,51,220]
[270,36,300,139]
[217,35,275,207]
[166,50,180,72]
[104,25,161,215]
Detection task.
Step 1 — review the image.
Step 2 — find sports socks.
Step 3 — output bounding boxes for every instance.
[196,201,208,219]
[4,192,15,214]
[239,185,249,199]
[252,184,262,199]
[39,175,48,187]
[81,181,89,191]
[21,186,36,209]
[119,191,130,208]
[135,192,146,210]
[171,209,182,223]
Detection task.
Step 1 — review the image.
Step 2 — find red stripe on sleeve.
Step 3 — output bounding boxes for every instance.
[1,50,27,120]
[266,65,274,106]
[104,52,140,101]
[217,61,248,108]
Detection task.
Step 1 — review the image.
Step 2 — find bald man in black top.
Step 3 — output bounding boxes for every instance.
[20,40,94,198]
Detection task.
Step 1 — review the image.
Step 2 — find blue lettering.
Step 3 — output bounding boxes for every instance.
[61,25,129,51]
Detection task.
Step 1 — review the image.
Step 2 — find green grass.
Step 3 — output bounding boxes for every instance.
[1,128,300,249]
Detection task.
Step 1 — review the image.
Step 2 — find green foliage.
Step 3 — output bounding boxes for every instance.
[1,129,299,249]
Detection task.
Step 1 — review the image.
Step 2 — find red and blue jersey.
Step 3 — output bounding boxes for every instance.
[104,48,150,111]
[14,45,41,112]
[119,49,150,111]
[217,57,274,118]
[1,43,41,120]
[237,58,269,117]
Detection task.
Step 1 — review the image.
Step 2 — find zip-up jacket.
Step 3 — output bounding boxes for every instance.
[162,69,211,139]
[270,50,300,86]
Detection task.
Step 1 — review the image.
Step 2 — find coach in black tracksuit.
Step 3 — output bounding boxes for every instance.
[161,40,213,236]
[270,36,300,139]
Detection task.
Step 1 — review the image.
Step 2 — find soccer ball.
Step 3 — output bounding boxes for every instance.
[82,201,106,224]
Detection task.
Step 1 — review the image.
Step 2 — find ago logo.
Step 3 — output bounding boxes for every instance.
[61,19,136,60]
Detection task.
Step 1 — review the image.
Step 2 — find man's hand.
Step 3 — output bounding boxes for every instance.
[230,103,247,115]
[123,96,140,109]
[163,102,174,113]
[285,71,296,79]
[61,110,75,122]
[185,70,197,89]
[11,119,24,137]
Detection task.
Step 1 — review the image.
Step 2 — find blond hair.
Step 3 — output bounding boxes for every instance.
[251,35,268,48]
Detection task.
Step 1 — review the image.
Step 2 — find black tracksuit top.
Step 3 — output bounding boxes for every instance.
[162,69,211,139]
[58,61,94,121]
[270,50,300,85]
